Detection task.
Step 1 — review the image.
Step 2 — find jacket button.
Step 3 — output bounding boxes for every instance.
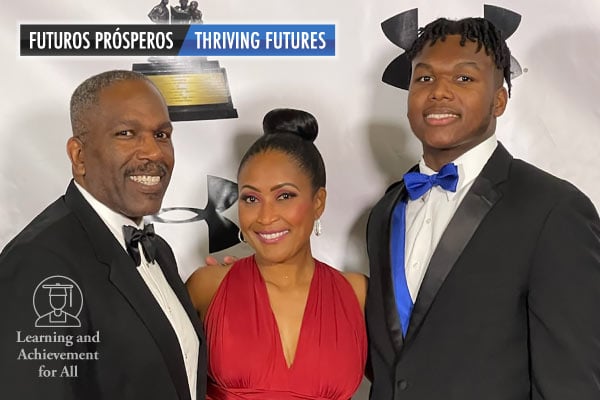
[397,380,408,390]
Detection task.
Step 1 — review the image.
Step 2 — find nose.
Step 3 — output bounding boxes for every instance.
[136,132,163,160]
[256,200,279,225]
[429,78,454,101]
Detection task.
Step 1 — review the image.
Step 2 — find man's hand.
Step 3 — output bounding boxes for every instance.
[205,255,237,266]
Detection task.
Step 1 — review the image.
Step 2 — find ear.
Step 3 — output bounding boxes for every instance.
[66,136,85,177]
[493,86,508,118]
[313,187,327,219]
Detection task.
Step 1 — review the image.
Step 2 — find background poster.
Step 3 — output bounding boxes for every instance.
[4,2,600,397]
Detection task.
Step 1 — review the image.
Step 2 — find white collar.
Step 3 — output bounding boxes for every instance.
[418,135,498,200]
[73,181,144,251]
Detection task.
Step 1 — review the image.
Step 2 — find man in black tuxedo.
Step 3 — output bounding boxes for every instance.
[366,17,600,399]
[0,70,207,399]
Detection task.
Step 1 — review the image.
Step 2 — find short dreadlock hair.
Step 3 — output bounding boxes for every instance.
[406,17,513,97]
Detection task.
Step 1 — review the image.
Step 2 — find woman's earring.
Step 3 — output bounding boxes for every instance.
[238,229,246,243]
[314,219,322,237]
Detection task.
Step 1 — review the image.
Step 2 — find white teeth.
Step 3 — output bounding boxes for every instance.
[426,113,459,119]
[129,175,160,186]
[259,230,289,240]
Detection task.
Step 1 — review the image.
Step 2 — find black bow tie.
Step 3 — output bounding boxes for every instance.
[123,224,157,266]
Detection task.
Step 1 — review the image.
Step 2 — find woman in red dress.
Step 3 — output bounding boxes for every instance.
[187,108,367,400]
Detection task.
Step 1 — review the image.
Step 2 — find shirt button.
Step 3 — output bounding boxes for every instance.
[397,379,408,390]
[425,218,432,224]
[412,261,419,269]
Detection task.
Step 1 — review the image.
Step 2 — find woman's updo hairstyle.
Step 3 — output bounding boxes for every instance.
[238,108,326,191]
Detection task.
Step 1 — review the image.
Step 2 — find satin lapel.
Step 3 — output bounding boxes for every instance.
[65,181,191,400]
[405,144,512,341]
[382,183,407,352]
[369,169,418,353]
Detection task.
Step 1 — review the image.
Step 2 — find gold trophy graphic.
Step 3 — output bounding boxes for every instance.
[135,0,238,121]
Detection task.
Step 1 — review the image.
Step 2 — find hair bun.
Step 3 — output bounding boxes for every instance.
[262,108,318,142]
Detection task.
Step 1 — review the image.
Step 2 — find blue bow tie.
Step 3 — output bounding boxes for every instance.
[403,163,459,201]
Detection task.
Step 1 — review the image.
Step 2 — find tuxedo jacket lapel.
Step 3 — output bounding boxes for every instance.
[369,165,419,352]
[65,181,191,400]
[107,258,191,400]
[382,184,407,352]
[405,144,512,341]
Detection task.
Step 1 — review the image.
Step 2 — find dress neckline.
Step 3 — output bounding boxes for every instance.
[253,258,319,370]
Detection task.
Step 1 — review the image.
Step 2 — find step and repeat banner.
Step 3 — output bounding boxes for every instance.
[5,2,600,397]
[4,0,600,282]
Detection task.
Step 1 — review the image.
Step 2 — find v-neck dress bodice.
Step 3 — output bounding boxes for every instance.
[204,256,366,400]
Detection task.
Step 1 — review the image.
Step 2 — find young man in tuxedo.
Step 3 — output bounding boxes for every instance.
[366,17,600,399]
[0,70,206,399]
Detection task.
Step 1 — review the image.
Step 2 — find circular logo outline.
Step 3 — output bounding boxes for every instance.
[32,275,83,328]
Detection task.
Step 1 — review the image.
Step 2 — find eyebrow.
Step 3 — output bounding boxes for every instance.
[112,119,173,130]
[156,121,173,131]
[240,182,301,192]
[414,61,482,70]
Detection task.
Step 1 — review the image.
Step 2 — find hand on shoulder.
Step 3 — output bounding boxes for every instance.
[205,255,238,266]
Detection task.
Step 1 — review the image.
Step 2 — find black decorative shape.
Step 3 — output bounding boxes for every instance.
[381,9,419,50]
[381,4,523,89]
[382,53,412,90]
[381,8,419,89]
[380,8,419,90]
[149,175,241,253]
[483,4,521,39]
[484,4,523,79]
[509,55,523,79]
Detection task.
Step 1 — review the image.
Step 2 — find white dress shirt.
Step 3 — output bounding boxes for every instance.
[404,135,498,301]
[74,182,199,400]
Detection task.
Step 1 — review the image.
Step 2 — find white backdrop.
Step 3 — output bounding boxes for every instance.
[4,2,600,397]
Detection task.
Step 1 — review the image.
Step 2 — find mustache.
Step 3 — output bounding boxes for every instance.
[125,162,169,177]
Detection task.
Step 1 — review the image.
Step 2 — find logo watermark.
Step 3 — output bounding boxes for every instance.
[15,275,100,379]
[33,275,83,327]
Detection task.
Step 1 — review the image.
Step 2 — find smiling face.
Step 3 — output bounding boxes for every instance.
[407,34,508,170]
[67,79,174,223]
[238,150,325,267]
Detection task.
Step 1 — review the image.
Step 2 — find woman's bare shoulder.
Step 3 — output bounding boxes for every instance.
[340,271,368,311]
[186,264,232,319]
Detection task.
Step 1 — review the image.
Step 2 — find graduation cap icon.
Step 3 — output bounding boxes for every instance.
[42,283,75,309]
[34,276,82,328]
